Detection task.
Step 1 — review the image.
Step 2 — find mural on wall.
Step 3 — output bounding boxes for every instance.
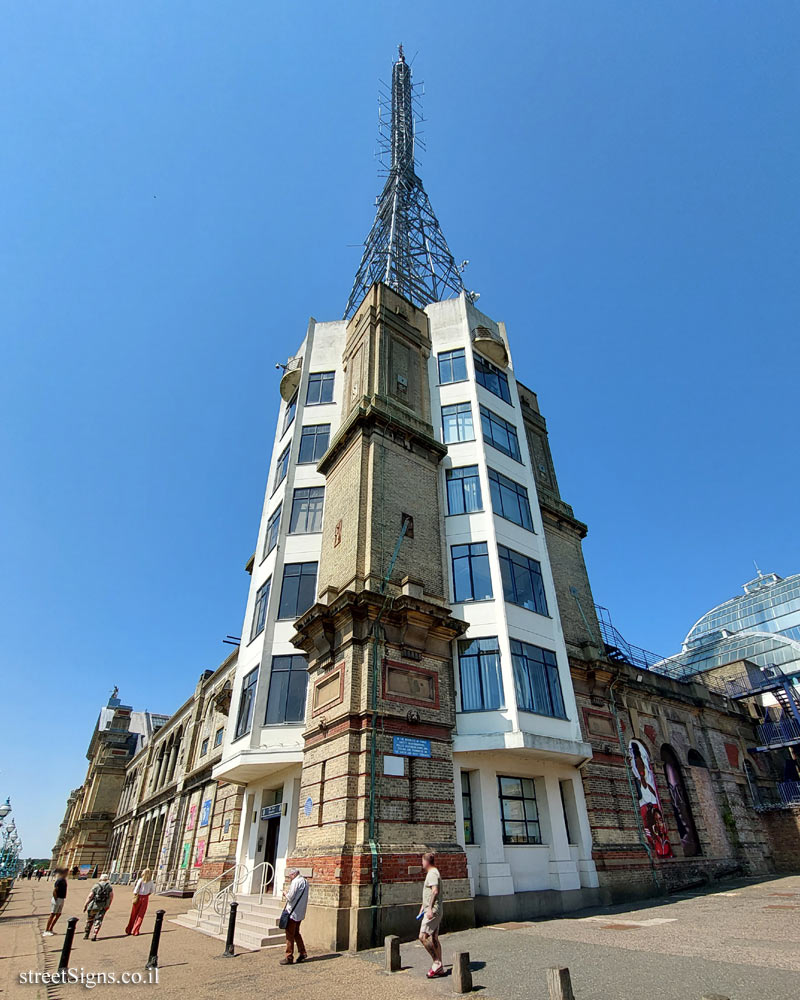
[661,745,701,856]
[194,839,206,867]
[180,842,191,869]
[186,804,197,832]
[200,797,212,828]
[628,739,673,858]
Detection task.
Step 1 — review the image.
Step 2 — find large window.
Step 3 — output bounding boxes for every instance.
[438,349,467,384]
[474,353,512,404]
[498,775,541,845]
[278,562,318,619]
[265,654,308,724]
[446,466,482,515]
[461,772,475,845]
[488,468,533,530]
[442,403,474,444]
[282,391,297,436]
[458,637,504,711]
[510,639,565,719]
[290,486,324,533]
[306,371,335,405]
[451,542,493,602]
[298,424,330,464]
[273,444,290,491]
[251,578,271,640]
[498,546,548,616]
[234,668,258,739]
[480,405,521,461]
[263,504,282,557]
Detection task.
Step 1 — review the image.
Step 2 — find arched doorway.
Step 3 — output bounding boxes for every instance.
[661,745,701,856]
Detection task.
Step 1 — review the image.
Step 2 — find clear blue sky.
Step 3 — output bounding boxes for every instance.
[2,2,797,857]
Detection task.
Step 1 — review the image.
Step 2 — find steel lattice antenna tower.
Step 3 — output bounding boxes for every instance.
[344,46,465,318]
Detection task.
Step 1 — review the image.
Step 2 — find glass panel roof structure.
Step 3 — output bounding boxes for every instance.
[661,572,800,679]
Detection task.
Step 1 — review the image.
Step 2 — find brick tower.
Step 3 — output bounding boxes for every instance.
[289,284,473,949]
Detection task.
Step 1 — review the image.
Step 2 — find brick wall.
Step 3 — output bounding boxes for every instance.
[762,807,800,871]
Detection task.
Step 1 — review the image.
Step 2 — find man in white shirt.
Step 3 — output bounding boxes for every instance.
[280,868,309,965]
[418,852,444,978]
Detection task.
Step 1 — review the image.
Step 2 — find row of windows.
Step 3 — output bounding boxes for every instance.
[282,371,336,436]
[442,402,522,462]
[274,425,330,492]
[250,562,318,641]
[445,464,534,531]
[234,654,308,738]
[460,773,542,846]
[438,349,512,406]
[199,727,225,757]
[263,487,324,561]
[236,629,565,741]
[458,635,565,718]
[451,541,549,615]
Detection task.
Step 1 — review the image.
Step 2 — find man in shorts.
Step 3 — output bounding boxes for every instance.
[417,852,444,978]
[43,869,68,936]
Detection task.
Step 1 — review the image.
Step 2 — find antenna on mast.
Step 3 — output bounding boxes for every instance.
[344,48,465,318]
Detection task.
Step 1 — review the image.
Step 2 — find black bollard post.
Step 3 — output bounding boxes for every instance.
[58,917,78,972]
[223,901,238,957]
[145,909,165,970]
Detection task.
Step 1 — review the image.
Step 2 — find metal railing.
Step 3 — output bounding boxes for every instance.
[778,780,800,806]
[757,715,800,748]
[192,860,276,932]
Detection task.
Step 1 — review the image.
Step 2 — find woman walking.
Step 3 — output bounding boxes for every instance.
[83,874,114,941]
[125,868,155,935]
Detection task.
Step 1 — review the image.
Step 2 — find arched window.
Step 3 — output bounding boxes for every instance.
[661,745,702,857]
[687,748,707,768]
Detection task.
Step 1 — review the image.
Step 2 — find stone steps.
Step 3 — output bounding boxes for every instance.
[171,893,286,952]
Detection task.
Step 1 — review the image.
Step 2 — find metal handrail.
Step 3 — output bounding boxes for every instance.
[192,862,240,922]
[208,861,276,933]
[757,715,800,747]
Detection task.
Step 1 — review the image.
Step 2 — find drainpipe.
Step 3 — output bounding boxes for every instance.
[607,673,662,894]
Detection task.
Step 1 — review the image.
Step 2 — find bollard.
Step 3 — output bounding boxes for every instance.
[145,909,165,970]
[384,935,400,972]
[547,966,575,1000]
[223,901,238,958]
[58,916,78,972]
[453,951,472,994]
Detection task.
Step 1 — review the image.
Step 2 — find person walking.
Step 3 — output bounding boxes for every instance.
[82,874,114,941]
[417,852,444,979]
[125,868,155,935]
[42,869,68,937]
[279,868,309,965]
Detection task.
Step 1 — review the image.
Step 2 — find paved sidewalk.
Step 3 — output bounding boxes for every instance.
[2,874,800,1000]
[0,879,421,1000]
[358,873,800,1000]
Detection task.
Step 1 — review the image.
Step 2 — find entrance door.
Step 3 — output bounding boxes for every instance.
[263,817,280,888]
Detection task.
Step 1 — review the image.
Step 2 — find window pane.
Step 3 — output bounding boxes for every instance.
[285,670,308,722]
[278,572,300,619]
[265,672,289,725]
[462,475,481,512]
[452,549,474,603]
[447,476,465,515]
[470,548,493,600]
[479,650,503,708]
[503,821,526,844]
[502,798,526,821]
[306,372,335,405]
[499,775,522,797]
[297,568,317,616]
